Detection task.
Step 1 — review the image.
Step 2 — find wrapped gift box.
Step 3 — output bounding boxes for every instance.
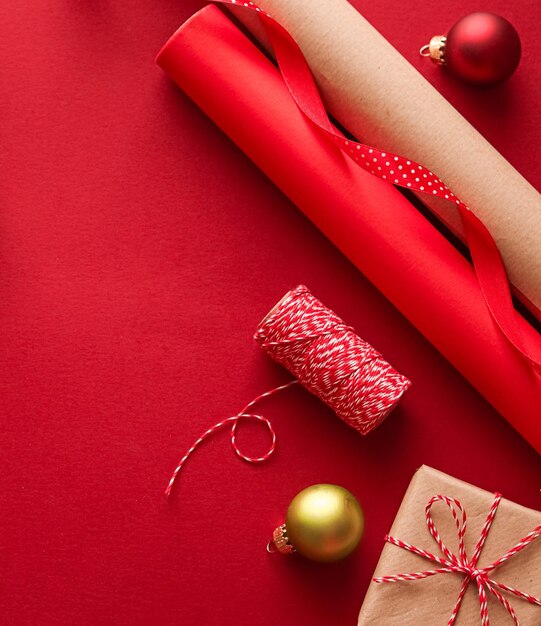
[358,466,541,625]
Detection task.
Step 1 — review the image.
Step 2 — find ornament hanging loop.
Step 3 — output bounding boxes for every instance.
[266,539,278,554]
[420,35,447,64]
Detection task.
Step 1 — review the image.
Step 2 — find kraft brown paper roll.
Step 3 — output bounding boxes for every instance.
[229,0,541,316]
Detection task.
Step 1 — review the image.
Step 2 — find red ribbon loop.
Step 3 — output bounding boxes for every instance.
[374,494,541,625]
[216,0,541,376]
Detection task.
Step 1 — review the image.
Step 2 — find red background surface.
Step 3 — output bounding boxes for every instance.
[1,1,540,625]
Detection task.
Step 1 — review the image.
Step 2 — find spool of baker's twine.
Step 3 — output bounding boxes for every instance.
[165,286,410,496]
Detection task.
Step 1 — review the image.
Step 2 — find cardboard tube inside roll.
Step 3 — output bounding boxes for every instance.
[228,0,541,317]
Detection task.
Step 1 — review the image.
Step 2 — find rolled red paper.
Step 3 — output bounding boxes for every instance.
[228,0,541,318]
[156,6,541,451]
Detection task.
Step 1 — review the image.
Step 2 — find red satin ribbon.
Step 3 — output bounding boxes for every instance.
[216,0,541,376]
[374,494,541,625]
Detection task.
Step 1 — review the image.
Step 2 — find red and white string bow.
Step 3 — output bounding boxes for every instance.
[374,494,541,625]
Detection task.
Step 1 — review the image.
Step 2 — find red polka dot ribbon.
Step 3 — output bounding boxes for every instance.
[373,494,541,625]
[216,0,541,376]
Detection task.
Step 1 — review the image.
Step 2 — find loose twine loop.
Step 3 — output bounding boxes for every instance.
[166,286,409,497]
[375,494,541,625]
[165,382,295,497]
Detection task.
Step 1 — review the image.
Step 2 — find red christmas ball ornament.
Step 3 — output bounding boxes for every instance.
[421,12,521,86]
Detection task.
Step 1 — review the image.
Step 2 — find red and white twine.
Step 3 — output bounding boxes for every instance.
[254,285,410,435]
[374,494,541,625]
[165,381,295,497]
[166,286,409,496]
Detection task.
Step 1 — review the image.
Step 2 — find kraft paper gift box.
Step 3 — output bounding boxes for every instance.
[358,466,541,625]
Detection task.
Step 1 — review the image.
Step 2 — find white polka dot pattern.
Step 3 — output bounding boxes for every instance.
[341,140,456,202]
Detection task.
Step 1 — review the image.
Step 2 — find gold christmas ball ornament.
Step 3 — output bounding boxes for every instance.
[268,484,364,562]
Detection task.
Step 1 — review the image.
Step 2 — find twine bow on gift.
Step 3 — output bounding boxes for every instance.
[374,494,541,625]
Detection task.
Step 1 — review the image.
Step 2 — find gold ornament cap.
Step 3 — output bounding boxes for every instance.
[420,35,447,64]
[269,484,364,563]
[270,523,295,555]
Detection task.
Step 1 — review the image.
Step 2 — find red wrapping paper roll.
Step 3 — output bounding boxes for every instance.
[156,6,541,451]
